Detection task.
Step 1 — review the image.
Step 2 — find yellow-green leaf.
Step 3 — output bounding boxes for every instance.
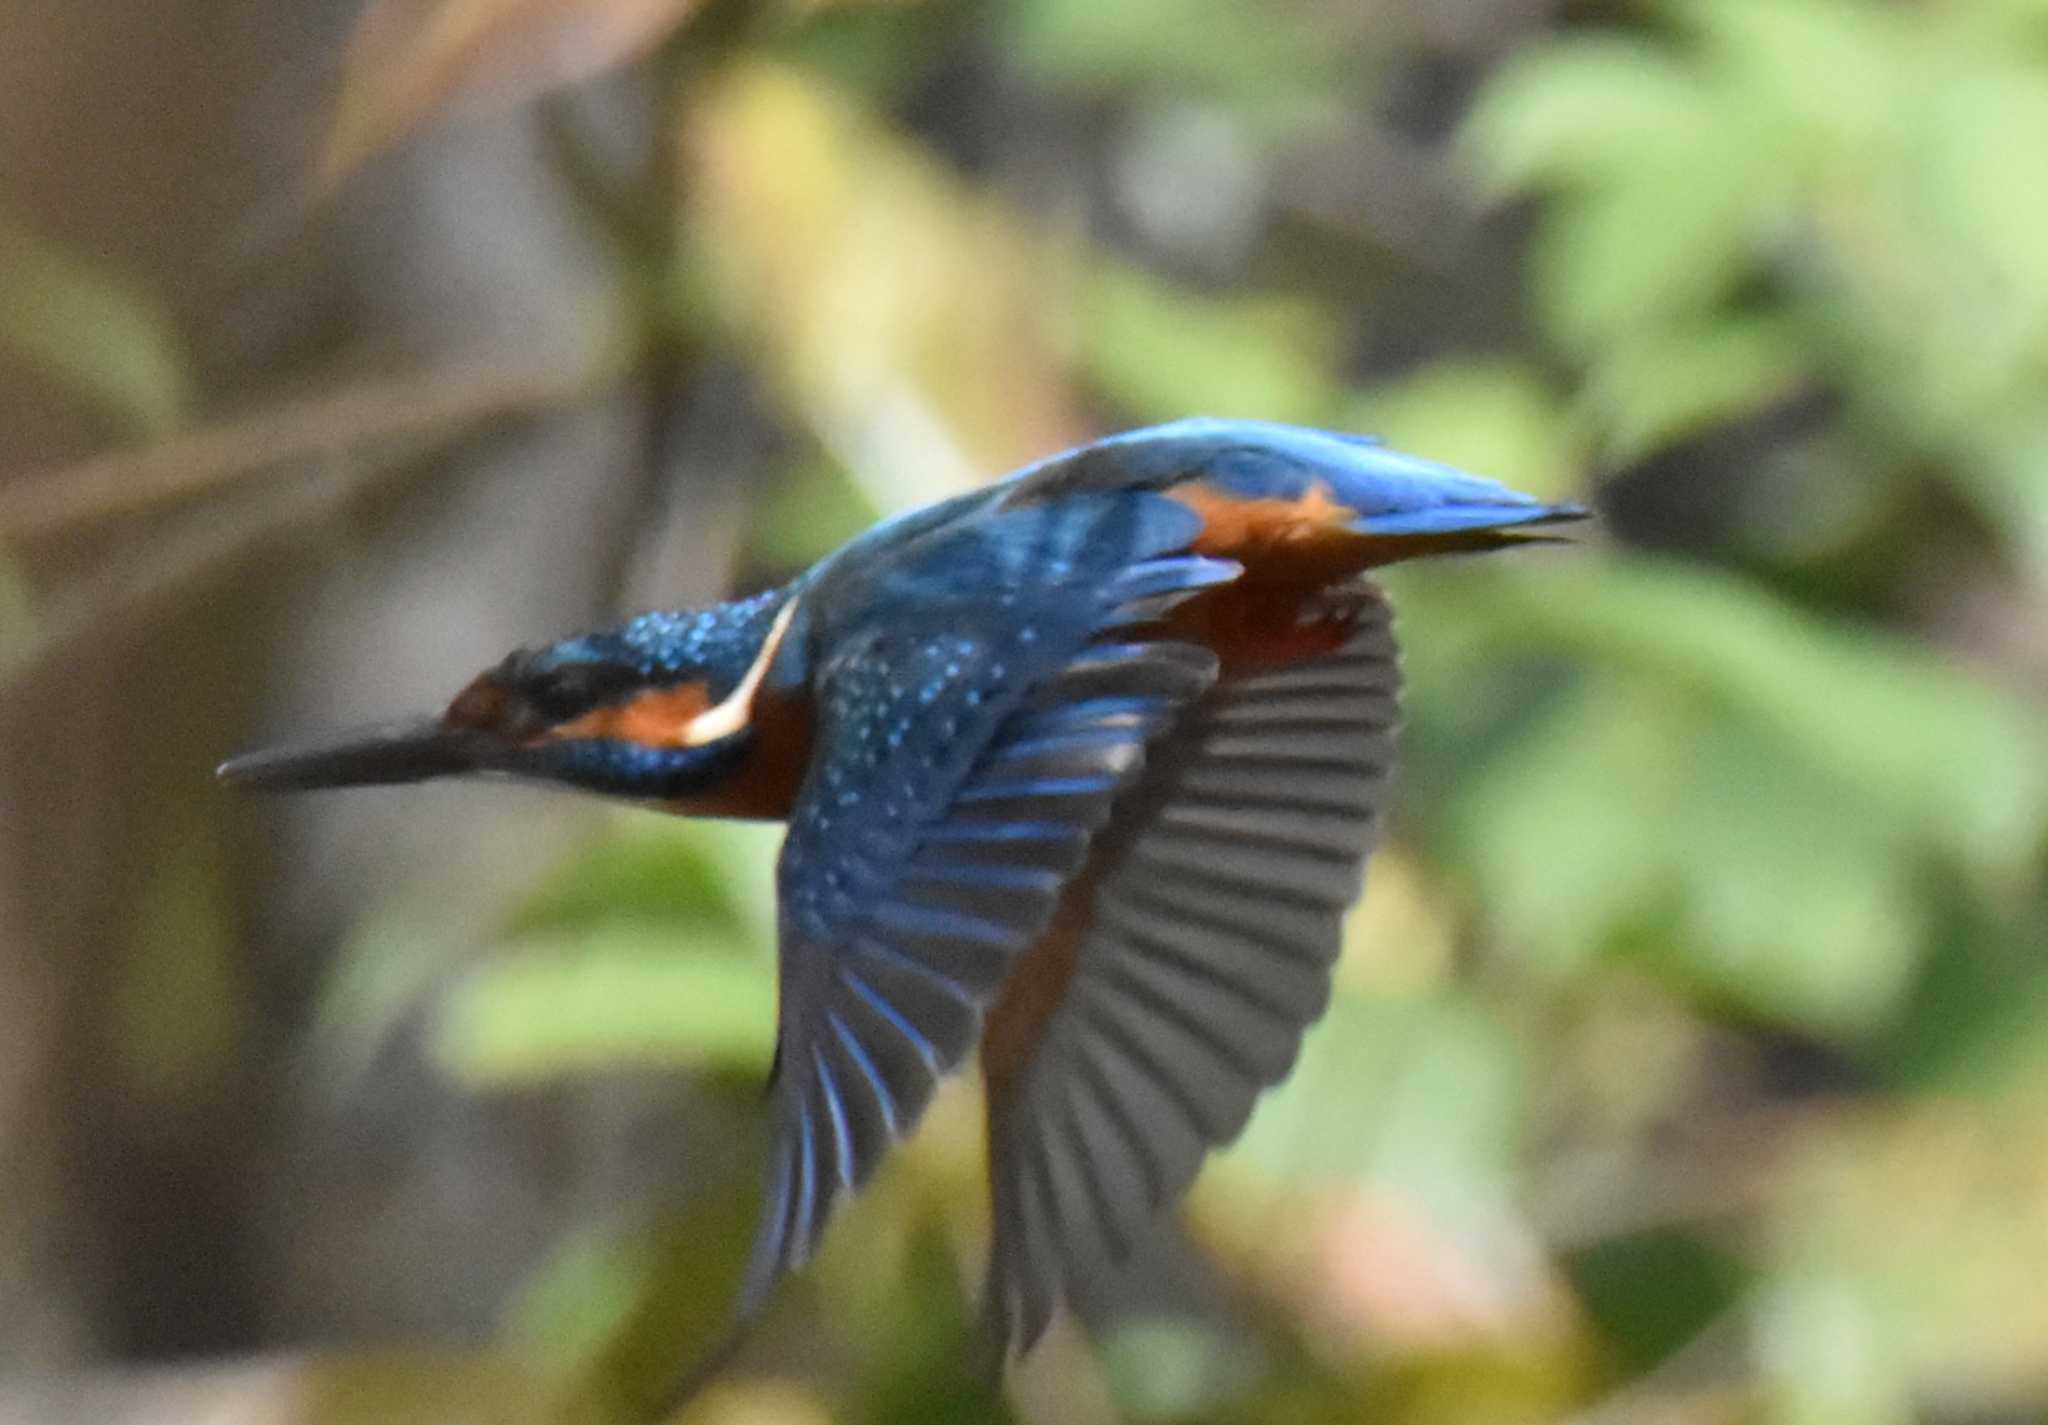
[0,216,190,437]
[434,927,774,1086]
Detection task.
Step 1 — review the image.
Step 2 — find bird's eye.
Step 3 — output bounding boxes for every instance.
[524,661,643,721]
[445,651,653,740]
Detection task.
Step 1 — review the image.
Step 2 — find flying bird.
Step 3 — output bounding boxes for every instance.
[221,419,1585,1354]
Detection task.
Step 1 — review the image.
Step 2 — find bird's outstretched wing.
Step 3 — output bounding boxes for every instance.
[738,489,1235,1318]
[980,589,1401,1352]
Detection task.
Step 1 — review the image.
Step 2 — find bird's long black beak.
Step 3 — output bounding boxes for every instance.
[217,718,491,791]
[1495,502,1597,548]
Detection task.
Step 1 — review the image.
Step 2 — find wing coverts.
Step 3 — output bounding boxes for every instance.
[742,491,1235,1316]
[982,593,1401,1351]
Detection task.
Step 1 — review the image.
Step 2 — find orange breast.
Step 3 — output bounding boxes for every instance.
[1167,583,1357,676]
[664,687,813,821]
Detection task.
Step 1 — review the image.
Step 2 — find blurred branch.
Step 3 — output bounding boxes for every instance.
[0,1348,564,1425]
[0,366,591,540]
[537,94,650,258]
[1557,1309,1747,1425]
[316,0,710,192]
[1,367,602,687]
[1273,119,1491,275]
[1523,1100,1841,1249]
[5,462,353,687]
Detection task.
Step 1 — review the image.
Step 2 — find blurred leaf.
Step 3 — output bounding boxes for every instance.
[1346,359,1582,501]
[684,61,1092,511]
[111,802,245,1104]
[541,1187,771,1423]
[0,553,31,668]
[1800,53,2048,435]
[314,907,479,1078]
[434,925,773,1086]
[1096,1320,1241,1421]
[1339,849,1462,995]
[506,816,768,940]
[1670,721,1921,1032]
[742,450,880,573]
[1007,0,1350,140]
[679,1381,838,1425]
[1762,1085,2048,1415]
[1418,555,2042,1034]
[44,1351,570,1425]
[1920,70,2048,338]
[320,0,706,188]
[297,1350,569,1425]
[680,819,784,947]
[1469,11,1814,358]
[431,818,779,1088]
[1528,152,1765,357]
[847,1217,1022,1425]
[1430,558,2048,884]
[1360,1349,1593,1425]
[509,1228,651,1377]
[1581,313,1806,463]
[1467,0,2048,576]
[1077,261,1340,426]
[1867,63,2048,568]
[1687,0,1896,154]
[1751,1269,1915,1425]
[1445,673,1681,981]
[1566,1230,1745,1377]
[0,216,191,437]
[1961,410,2048,574]
[1880,901,2048,1090]
[1231,993,1523,1217]
[1462,38,1708,196]
[1978,0,2048,40]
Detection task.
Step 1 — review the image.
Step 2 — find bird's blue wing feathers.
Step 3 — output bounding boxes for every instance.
[984,590,1401,1353]
[1001,417,1582,535]
[737,427,1575,1326]
[739,490,1231,1319]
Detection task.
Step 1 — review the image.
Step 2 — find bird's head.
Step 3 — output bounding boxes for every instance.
[219,592,800,808]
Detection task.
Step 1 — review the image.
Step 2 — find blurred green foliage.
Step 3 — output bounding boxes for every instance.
[7,0,2048,1423]
[0,213,191,440]
[1468,0,2048,555]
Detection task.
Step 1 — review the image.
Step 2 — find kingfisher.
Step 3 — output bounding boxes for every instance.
[221,419,1584,1354]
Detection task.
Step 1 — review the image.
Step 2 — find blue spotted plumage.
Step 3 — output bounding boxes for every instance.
[530,586,793,702]
[218,419,1586,1362]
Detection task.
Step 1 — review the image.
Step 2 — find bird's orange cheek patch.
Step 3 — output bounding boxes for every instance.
[1167,478,1366,582]
[547,682,713,746]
